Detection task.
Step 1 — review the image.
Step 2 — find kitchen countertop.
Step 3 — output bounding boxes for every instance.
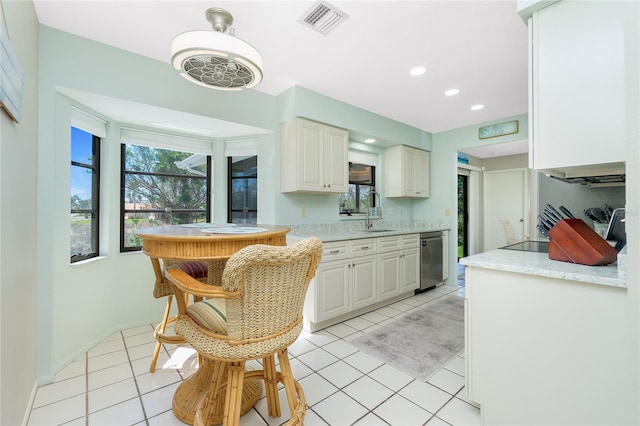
[286,219,451,242]
[459,248,626,288]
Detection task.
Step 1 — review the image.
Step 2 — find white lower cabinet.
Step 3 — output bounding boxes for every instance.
[378,252,401,299]
[305,233,422,331]
[314,239,378,323]
[465,266,632,424]
[379,234,420,297]
[350,254,378,310]
[399,249,419,292]
[315,259,350,322]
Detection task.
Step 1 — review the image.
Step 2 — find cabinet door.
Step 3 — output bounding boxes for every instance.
[378,252,400,299]
[531,1,625,170]
[350,254,377,310]
[402,147,417,195]
[324,126,349,193]
[298,119,325,191]
[351,255,378,310]
[385,145,430,198]
[399,249,420,292]
[316,260,350,322]
[414,149,430,197]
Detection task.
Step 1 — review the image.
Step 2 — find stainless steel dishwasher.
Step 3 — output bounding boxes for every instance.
[418,231,444,292]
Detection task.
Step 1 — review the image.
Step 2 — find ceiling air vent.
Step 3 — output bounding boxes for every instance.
[298,1,349,35]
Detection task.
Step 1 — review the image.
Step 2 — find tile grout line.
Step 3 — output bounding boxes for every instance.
[85,350,89,426]
[122,329,150,425]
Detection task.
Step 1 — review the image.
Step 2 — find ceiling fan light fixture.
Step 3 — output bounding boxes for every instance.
[171,8,263,91]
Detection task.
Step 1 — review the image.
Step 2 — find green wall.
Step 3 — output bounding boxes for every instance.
[427,113,529,279]
[1,2,39,424]
[36,25,435,379]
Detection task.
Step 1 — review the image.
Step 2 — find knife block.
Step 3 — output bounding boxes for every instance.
[547,219,617,266]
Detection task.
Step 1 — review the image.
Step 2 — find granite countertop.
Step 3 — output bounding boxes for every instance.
[286,219,451,242]
[459,248,626,288]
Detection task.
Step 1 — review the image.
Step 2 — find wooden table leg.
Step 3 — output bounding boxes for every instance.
[172,358,262,425]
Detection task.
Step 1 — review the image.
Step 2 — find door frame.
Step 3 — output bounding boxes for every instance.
[482,167,530,251]
[458,164,482,256]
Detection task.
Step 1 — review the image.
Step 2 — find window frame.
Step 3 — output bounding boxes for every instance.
[120,143,212,252]
[340,163,377,217]
[70,130,101,263]
[227,155,258,224]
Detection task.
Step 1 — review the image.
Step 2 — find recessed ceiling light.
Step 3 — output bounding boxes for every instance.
[409,66,426,76]
[445,89,460,96]
[364,138,376,144]
[470,104,485,111]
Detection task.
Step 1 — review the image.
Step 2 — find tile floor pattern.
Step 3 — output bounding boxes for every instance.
[28,268,478,426]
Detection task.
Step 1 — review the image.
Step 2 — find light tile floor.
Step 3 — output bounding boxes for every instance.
[28,266,478,426]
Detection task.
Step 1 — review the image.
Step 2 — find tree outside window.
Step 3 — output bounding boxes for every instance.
[339,163,376,215]
[228,156,257,224]
[70,127,100,263]
[121,144,211,251]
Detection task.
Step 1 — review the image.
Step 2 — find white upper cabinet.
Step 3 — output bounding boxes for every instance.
[529,0,627,173]
[280,117,349,194]
[384,145,430,198]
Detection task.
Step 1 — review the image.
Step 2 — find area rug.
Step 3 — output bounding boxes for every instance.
[350,293,464,382]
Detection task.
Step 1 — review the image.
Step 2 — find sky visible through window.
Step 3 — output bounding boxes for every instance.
[70,127,93,201]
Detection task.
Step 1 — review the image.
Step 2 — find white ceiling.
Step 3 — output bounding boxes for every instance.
[33,0,530,156]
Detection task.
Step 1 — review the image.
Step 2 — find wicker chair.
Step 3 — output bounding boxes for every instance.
[165,237,322,426]
[149,258,226,373]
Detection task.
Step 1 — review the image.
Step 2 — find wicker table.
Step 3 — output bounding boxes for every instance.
[136,224,290,425]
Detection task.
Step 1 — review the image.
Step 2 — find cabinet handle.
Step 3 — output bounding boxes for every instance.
[329,250,340,254]
[360,246,370,250]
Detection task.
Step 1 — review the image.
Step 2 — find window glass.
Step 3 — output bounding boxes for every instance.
[340,162,376,215]
[121,144,211,251]
[70,127,100,262]
[228,156,257,224]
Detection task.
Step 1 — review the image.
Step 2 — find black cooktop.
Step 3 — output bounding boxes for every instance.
[500,240,549,253]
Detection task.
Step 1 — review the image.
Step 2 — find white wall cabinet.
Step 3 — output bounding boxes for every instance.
[280,117,349,194]
[529,1,627,174]
[384,145,430,198]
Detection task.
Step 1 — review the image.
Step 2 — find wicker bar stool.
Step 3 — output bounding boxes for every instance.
[165,237,322,426]
[149,258,226,373]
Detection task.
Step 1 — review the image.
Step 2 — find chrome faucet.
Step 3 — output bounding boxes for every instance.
[364,189,382,230]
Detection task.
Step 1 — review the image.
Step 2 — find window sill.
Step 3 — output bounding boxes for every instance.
[339,214,381,221]
[69,255,107,267]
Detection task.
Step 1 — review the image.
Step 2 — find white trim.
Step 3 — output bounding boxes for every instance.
[71,107,107,138]
[348,150,379,166]
[224,138,257,157]
[120,128,213,155]
[457,163,483,172]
